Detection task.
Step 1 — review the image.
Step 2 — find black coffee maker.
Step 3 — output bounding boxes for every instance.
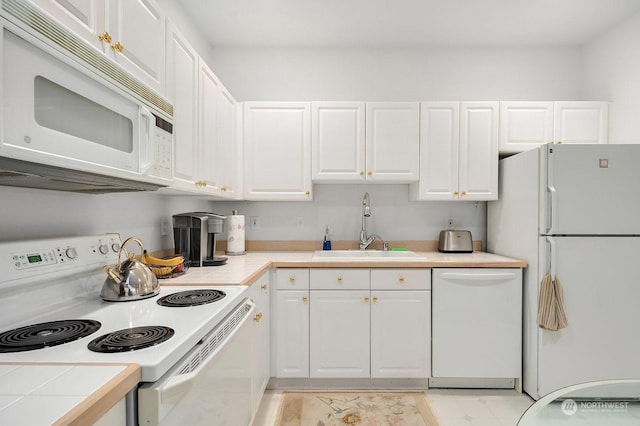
[173,212,228,267]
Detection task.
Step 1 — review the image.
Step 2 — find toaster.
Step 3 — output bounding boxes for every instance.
[438,230,473,253]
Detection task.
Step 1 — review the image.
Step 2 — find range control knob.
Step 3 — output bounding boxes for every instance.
[99,244,109,255]
[111,243,121,253]
[65,247,78,259]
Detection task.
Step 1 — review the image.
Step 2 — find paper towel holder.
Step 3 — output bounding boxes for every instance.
[226,209,246,255]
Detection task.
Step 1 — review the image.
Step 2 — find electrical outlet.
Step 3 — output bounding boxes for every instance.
[250,216,260,229]
[446,218,454,229]
[160,217,171,236]
[296,217,304,229]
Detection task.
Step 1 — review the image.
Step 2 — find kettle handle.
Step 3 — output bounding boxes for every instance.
[117,237,145,265]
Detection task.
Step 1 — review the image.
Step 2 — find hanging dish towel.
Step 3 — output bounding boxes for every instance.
[537,274,568,331]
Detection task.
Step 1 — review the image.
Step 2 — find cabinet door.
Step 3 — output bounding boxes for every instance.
[166,22,198,189]
[410,102,460,200]
[244,103,312,201]
[553,101,608,145]
[249,273,270,418]
[310,290,370,378]
[106,0,165,94]
[311,102,365,183]
[33,0,106,50]
[458,102,499,201]
[371,290,430,378]
[432,268,522,378]
[198,62,221,192]
[499,102,553,154]
[274,291,309,378]
[365,102,419,182]
[217,88,238,198]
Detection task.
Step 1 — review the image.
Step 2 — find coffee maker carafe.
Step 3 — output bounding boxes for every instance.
[173,212,228,267]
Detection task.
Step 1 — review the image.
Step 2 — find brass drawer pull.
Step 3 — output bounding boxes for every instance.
[302,296,308,302]
[337,277,343,283]
[399,277,405,284]
[364,297,370,303]
[289,276,295,283]
[261,284,268,290]
[373,297,378,303]
[254,312,263,323]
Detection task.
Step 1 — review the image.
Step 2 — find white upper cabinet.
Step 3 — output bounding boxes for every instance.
[167,22,238,198]
[311,102,366,182]
[410,102,498,201]
[34,0,166,94]
[365,102,420,182]
[459,102,499,200]
[243,102,312,201]
[166,21,198,188]
[106,0,165,93]
[500,101,609,154]
[311,102,419,183]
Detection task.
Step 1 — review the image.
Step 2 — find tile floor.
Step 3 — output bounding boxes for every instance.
[252,388,534,426]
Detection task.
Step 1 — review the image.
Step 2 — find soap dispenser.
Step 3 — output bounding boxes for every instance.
[323,225,332,250]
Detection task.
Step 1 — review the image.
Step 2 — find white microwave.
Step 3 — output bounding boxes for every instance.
[0,1,173,193]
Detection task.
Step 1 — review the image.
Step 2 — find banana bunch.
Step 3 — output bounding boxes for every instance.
[141,251,185,277]
[141,251,184,267]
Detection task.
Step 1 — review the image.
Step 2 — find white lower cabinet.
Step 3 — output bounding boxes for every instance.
[248,272,270,419]
[278,268,431,379]
[310,290,370,378]
[432,268,522,379]
[371,290,431,378]
[274,269,310,378]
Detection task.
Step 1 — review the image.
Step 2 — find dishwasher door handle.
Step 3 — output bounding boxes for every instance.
[439,272,518,282]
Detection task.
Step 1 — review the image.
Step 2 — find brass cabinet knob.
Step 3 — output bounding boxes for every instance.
[305,191,311,197]
[221,186,227,192]
[557,141,563,144]
[289,276,295,283]
[254,312,263,323]
[454,191,459,196]
[302,296,308,302]
[337,277,343,283]
[359,171,365,176]
[261,284,268,290]
[367,171,372,176]
[111,41,124,53]
[373,297,378,303]
[399,277,405,284]
[364,297,370,303]
[98,32,112,43]
[461,191,467,196]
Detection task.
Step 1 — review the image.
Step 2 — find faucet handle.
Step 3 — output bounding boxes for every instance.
[383,241,389,251]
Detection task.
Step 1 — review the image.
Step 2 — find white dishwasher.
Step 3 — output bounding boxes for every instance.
[431,268,522,383]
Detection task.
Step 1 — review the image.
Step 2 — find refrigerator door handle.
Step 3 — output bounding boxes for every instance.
[546,236,556,278]
[546,149,556,235]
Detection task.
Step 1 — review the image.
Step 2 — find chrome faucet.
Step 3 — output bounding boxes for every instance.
[359,192,385,250]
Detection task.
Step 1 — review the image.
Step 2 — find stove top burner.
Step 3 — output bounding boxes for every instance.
[87,326,174,353]
[0,319,101,353]
[157,289,226,307]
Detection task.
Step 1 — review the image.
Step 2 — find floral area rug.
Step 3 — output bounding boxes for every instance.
[275,391,439,426]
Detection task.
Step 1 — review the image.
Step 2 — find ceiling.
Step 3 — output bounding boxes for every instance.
[179,0,640,48]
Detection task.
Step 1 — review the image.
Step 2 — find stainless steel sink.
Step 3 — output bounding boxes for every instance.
[311,250,426,261]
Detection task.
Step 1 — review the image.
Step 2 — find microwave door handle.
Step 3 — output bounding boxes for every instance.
[139,106,155,173]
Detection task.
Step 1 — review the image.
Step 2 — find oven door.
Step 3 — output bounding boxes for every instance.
[138,300,255,426]
[1,27,155,180]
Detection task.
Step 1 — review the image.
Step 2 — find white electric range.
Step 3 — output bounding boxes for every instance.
[0,234,252,425]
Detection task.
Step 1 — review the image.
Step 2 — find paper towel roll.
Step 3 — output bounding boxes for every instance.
[226,214,246,255]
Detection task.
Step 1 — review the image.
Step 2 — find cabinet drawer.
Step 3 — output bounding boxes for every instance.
[370,269,431,290]
[276,269,309,290]
[310,269,369,290]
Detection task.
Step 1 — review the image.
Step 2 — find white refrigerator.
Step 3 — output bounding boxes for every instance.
[488,144,640,400]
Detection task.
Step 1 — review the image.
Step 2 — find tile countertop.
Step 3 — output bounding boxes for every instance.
[0,363,139,426]
[164,251,527,286]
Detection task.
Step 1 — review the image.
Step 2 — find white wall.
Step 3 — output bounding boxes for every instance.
[208,46,582,101]
[0,186,211,249]
[581,11,640,144]
[211,185,486,245]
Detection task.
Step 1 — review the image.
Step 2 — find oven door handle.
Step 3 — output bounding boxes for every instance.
[160,301,256,404]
